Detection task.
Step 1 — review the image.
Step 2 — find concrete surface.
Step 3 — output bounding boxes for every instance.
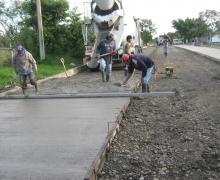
[0,97,129,180]
[0,48,156,179]
[175,45,220,63]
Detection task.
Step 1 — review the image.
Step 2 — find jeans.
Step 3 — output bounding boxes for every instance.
[99,58,112,76]
[164,46,168,57]
[143,67,154,85]
[19,72,36,88]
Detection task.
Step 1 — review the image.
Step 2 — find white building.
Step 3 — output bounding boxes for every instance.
[212,34,220,43]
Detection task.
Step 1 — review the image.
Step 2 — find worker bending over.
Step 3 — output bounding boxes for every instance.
[121,54,155,92]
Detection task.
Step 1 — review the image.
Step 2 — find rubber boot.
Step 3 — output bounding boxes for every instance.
[21,83,27,95]
[147,84,150,93]
[142,84,146,93]
[101,72,105,82]
[106,75,110,82]
[22,88,25,95]
[34,83,38,94]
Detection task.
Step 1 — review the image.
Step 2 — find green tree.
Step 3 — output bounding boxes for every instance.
[172,18,209,41]
[0,0,84,60]
[140,19,156,44]
[140,19,157,35]
[199,10,220,43]
[167,32,182,41]
[141,31,153,45]
[0,0,5,30]
[21,0,69,53]
[0,0,21,44]
[199,10,220,33]
[20,0,84,58]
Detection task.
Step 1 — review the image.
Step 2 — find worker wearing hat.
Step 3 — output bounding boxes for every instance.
[13,45,38,94]
[97,33,116,82]
[121,53,155,92]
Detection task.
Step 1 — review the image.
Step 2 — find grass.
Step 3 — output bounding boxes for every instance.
[0,67,18,84]
[37,55,83,67]
[36,64,64,79]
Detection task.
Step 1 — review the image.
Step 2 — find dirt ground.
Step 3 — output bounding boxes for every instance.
[98,46,220,180]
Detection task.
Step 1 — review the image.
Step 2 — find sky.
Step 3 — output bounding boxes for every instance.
[68,0,220,36]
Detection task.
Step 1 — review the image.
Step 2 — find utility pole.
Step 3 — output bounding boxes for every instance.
[36,0,45,60]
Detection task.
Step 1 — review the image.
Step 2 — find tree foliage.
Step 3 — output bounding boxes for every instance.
[19,0,84,58]
[172,18,209,41]
[141,31,153,45]
[139,19,156,44]
[140,19,156,35]
[0,0,22,43]
[199,10,220,34]
[166,32,182,41]
[0,0,84,60]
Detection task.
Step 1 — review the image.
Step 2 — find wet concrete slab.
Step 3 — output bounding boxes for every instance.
[0,97,129,179]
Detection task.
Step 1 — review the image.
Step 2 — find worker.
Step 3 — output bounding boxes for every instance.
[97,33,116,82]
[123,35,134,76]
[13,45,38,94]
[124,35,134,55]
[163,34,171,59]
[121,53,155,92]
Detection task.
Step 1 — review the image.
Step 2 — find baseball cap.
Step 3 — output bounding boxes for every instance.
[16,45,25,54]
[122,54,130,62]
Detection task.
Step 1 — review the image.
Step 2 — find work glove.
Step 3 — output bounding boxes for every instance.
[110,50,117,55]
[33,64,38,74]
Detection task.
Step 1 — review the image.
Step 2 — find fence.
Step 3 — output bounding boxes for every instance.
[0,48,14,67]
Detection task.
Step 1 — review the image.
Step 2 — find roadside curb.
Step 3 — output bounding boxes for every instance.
[0,65,88,96]
[174,46,220,64]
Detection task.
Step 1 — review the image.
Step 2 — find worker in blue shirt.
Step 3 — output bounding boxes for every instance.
[97,33,116,82]
[121,53,155,92]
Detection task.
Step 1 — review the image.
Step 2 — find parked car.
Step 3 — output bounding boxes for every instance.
[172,39,183,45]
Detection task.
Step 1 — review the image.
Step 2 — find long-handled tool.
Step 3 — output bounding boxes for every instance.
[60,58,74,93]
[0,91,177,99]
[60,58,68,78]
[84,51,117,66]
[92,51,117,61]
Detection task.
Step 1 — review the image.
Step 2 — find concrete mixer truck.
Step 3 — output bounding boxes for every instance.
[82,0,142,69]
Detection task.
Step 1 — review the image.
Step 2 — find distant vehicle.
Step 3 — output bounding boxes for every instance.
[172,39,183,45]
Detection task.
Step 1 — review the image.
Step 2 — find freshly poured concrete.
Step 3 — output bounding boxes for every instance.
[0,98,129,179]
[0,45,161,179]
